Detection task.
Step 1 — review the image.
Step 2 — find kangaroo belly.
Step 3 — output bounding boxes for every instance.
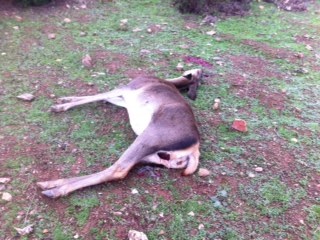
[125,90,158,135]
[127,105,155,135]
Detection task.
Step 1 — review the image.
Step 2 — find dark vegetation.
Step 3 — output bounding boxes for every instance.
[173,0,253,15]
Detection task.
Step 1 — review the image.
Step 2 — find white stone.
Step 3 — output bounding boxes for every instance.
[2,192,12,201]
[128,230,148,240]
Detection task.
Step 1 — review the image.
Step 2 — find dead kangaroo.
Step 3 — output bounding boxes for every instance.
[37,69,202,198]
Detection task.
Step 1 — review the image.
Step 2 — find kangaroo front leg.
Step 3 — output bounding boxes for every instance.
[50,89,126,112]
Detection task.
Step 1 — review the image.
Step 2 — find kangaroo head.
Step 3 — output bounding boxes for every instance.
[183,69,202,100]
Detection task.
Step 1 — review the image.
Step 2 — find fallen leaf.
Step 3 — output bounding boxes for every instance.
[231,119,248,132]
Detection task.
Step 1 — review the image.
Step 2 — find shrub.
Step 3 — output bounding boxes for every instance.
[173,0,253,15]
[14,0,51,7]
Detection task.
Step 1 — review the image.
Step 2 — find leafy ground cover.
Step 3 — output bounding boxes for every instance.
[0,0,319,239]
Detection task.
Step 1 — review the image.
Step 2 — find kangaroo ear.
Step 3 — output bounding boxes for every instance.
[183,73,193,81]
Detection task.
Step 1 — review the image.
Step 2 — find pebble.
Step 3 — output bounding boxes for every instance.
[198,168,211,177]
[254,167,263,172]
[248,172,255,178]
[64,18,72,23]
[176,63,184,71]
[0,178,10,184]
[128,230,148,240]
[206,30,216,36]
[2,192,12,201]
[17,93,35,101]
[48,33,56,39]
[131,188,139,194]
[198,224,205,230]
[291,138,298,143]
[43,229,49,234]
[188,211,195,216]
[212,98,221,110]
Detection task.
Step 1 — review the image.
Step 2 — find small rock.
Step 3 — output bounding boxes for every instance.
[147,28,153,33]
[159,212,164,218]
[299,219,305,225]
[212,199,222,208]
[201,15,218,25]
[79,32,87,37]
[255,167,263,172]
[74,233,79,239]
[213,98,221,110]
[128,230,148,240]
[198,168,211,177]
[188,211,195,216]
[131,188,139,194]
[80,4,87,9]
[291,138,298,143]
[231,119,248,132]
[198,224,205,230]
[0,178,10,184]
[82,54,93,68]
[48,33,56,39]
[206,30,216,36]
[133,28,142,32]
[248,172,255,178]
[119,19,128,31]
[259,5,265,10]
[306,45,313,51]
[15,15,23,22]
[140,49,151,55]
[158,230,165,235]
[113,211,122,216]
[17,93,35,101]
[176,63,184,71]
[13,26,19,30]
[14,225,33,236]
[64,18,72,23]
[218,190,228,198]
[43,229,49,234]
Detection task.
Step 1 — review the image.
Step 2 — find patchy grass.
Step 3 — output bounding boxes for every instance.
[1,0,320,239]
